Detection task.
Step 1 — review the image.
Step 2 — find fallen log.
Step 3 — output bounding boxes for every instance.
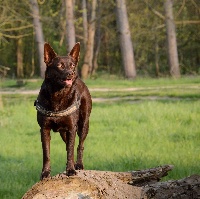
[129,164,174,186]
[142,174,200,199]
[22,165,200,199]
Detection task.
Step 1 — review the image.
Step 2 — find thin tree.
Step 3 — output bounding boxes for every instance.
[116,0,136,79]
[29,0,46,78]
[164,0,180,78]
[17,38,24,78]
[82,0,88,50]
[81,0,97,79]
[92,0,102,76]
[65,0,76,52]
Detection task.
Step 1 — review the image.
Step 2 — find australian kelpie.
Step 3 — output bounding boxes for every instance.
[35,42,92,179]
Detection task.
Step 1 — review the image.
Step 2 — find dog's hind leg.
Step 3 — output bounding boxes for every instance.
[40,128,51,180]
[59,130,66,143]
[75,118,89,170]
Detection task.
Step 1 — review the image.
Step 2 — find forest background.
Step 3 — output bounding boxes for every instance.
[0,0,200,81]
[0,1,200,198]
[0,0,199,80]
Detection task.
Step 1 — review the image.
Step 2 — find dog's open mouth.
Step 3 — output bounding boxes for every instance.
[62,78,73,86]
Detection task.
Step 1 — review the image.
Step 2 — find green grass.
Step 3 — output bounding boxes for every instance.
[90,86,200,99]
[0,77,200,198]
[86,75,200,88]
[1,75,200,90]
[0,79,43,90]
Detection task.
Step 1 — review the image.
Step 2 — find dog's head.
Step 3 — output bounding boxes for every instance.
[44,42,80,88]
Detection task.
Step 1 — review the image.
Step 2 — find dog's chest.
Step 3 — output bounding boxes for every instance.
[48,89,79,132]
[50,89,74,112]
[50,116,74,132]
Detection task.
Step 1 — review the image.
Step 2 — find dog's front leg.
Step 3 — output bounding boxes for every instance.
[66,130,77,176]
[40,128,51,180]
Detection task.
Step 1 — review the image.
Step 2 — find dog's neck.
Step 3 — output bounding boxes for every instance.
[44,76,79,112]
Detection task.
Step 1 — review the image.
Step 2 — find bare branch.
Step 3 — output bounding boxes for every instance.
[143,0,165,20]
[175,0,186,18]
[191,0,200,12]
[176,20,200,25]
[2,24,33,32]
[155,20,200,29]
[0,32,32,39]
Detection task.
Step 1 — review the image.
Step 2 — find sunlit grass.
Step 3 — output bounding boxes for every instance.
[90,86,200,99]
[86,101,200,180]
[0,75,200,90]
[1,97,200,198]
[0,76,200,198]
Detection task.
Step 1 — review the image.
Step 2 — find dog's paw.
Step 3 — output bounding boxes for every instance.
[66,169,77,176]
[75,163,84,170]
[40,170,51,180]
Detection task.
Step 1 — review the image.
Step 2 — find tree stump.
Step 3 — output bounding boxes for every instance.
[22,165,200,199]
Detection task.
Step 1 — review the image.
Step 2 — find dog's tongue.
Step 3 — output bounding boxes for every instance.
[65,79,72,86]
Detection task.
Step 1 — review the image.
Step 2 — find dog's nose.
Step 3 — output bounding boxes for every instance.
[67,71,74,76]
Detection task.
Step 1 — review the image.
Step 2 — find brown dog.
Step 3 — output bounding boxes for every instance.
[35,42,92,179]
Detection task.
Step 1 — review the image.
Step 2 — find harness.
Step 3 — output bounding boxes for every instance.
[34,98,81,117]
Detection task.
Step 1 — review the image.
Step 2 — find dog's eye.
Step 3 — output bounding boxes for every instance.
[70,63,75,69]
[57,63,65,70]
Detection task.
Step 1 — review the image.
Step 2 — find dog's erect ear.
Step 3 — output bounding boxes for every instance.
[44,43,57,65]
[69,42,80,66]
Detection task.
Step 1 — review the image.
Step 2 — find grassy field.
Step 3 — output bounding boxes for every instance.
[1,75,200,89]
[0,76,200,198]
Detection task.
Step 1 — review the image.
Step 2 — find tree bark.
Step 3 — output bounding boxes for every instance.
[142,174,200,199]
[65,0,76,52]
[17,38,24,78]
[29,0,46,78]
[81,0,97,79]
[164,0,180,78]
[116,0,137,79]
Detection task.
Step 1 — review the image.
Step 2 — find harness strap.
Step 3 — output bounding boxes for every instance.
[34,98,81,117]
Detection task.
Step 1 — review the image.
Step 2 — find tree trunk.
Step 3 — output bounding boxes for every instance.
[17,38,24,78]
[116,0,136,79]
[30,35,35,77]
[65,0,76,52]
[29,0,46,78]
[92,0,101,76]
[155,35,160,77]
[82,0,88,50]
[164,0,180,78]
[81,0,97,79]
[59,0,67,47]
